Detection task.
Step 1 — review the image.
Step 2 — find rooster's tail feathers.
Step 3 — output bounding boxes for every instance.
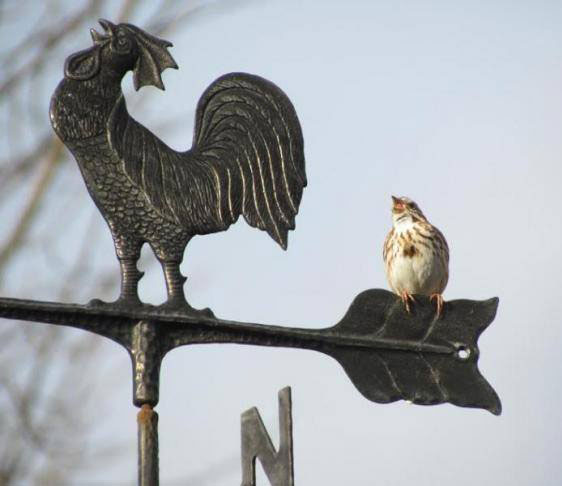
[193,73,306,249]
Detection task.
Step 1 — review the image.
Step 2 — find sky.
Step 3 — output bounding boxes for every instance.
[3,0,562,484]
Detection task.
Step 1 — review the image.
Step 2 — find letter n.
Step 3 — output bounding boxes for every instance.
[241,387,294,486]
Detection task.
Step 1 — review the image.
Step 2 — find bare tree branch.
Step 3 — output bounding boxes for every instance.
[0,134,52,195]
[0,0,101,96]
[0,138,64,277]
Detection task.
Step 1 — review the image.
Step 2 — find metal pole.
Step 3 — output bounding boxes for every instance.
[138,404,159,486]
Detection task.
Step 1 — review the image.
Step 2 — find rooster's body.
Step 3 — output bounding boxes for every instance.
[50,20,306,311]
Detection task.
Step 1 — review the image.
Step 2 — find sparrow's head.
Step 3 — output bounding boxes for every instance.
[391,195,427,225]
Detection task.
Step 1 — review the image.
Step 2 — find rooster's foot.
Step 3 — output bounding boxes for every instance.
[87,296,149,310]
[158,297,215,319]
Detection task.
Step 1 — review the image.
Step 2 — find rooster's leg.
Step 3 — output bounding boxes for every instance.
[161,260,188,308]
[118,256,144,305]
[108,236,144,306]
[159,259,214,317]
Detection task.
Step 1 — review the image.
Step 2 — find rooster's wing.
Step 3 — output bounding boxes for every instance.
[109,73,306,248]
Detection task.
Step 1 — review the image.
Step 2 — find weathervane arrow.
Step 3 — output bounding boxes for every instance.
[0,288,501,414]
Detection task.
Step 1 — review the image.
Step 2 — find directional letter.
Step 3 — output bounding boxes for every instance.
[241,387,294,486]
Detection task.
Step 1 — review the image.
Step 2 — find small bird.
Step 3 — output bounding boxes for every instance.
[383,196,449,317]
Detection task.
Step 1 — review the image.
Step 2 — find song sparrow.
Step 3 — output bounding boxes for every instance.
[383,196,449,317]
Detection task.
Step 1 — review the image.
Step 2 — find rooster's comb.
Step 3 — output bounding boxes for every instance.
[121,23,178,91]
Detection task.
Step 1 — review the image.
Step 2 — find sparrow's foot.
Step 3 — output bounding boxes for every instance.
[400,291,416,314]
[430,293,444,318]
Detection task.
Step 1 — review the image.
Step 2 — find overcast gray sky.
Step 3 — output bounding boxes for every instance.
[5,0,562,484]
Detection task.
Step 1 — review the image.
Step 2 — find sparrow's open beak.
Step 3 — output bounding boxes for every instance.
[391,195,402,207]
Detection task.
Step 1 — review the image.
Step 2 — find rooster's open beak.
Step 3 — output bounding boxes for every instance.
[90,29,106,44]
[91,18,115,44]
[99,19,117,36]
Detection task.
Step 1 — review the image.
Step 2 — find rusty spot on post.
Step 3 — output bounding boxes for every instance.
[137,403,154,425]
[137,403,159,485]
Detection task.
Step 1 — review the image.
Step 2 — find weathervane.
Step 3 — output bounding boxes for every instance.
[0,19,501,485]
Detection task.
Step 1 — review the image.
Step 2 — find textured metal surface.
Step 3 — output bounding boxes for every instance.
[131,321,164,406]
[50,19,306,312]
[0,290,501,414]
[241,387,293,486]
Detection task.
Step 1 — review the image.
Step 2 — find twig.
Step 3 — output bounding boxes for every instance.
[0,137,64,278]
[0,0,101,97]
[0,134,52,193]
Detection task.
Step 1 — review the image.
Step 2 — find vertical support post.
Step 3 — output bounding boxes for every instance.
[130,320,164,485]
[138,404,159,486]
[241,387,294,486]
[130,320,163,407]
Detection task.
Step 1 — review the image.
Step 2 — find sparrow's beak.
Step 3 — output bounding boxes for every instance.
[391,195,402,208]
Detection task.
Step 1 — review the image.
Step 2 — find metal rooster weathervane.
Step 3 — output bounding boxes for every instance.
[0,19,501,485]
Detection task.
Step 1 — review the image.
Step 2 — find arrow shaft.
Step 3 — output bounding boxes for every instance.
[0,297,455,355]
[162,318,455,355]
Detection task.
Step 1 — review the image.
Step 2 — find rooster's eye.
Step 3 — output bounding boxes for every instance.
[114,35,131,53]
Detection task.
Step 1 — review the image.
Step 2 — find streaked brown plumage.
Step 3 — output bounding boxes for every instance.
[383,196,449,317]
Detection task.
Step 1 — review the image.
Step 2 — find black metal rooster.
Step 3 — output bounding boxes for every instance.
[50,20,306,312]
